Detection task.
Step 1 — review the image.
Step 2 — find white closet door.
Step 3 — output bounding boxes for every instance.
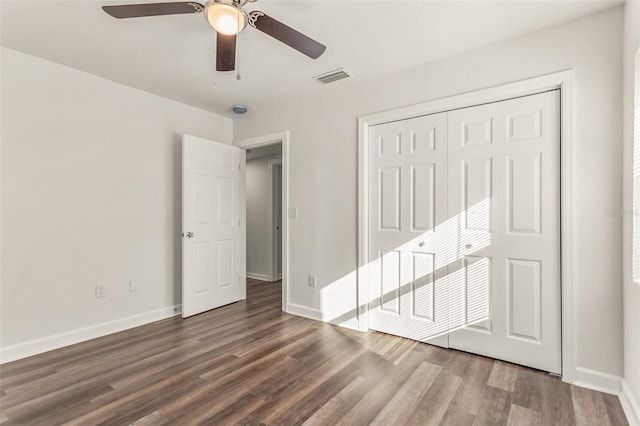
[368,113,450,347]
[447,90,561,373]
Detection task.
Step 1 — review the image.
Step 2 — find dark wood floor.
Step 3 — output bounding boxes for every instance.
[0,279,628,425]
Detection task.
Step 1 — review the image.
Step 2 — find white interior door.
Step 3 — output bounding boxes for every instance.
[367,90,561,374]
[368,113,450,347]
[447,90,561,374]
[182,134,245,318]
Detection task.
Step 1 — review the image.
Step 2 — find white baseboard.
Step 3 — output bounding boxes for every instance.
[328,315,360,331]
[287,302,323,321]
[247,272,271,282]
[0,305,181,364]
[620,380,640,426]
[286,303,361,331]
[574,367,622,395]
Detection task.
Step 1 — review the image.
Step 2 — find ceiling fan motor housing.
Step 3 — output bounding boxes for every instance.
[204,0,248,35]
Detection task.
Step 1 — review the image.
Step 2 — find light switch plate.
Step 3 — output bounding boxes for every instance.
[288,207,298,218]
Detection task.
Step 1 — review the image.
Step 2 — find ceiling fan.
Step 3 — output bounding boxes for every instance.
[102,0,326,72]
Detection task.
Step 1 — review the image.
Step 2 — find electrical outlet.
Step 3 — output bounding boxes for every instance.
[129,280,139,293]
[308,275,317,288]
[288,207,298,218]
[95,284,105,298]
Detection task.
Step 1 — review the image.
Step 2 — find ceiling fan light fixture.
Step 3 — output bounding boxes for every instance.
[204,1,247,36]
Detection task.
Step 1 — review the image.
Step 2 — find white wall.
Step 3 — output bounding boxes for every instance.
[0,48,233,358]
[246,156,279,278]
[235,8,624,382]
[623,0,640,422]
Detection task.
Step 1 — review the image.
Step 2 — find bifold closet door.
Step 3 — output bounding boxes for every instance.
[367,90,561,374]
[368,113,450,347]
[447,90,561,374]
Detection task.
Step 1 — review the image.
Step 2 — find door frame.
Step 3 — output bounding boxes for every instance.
[235,131,290,311]
[357,70,576,383]
[267,158,283,282]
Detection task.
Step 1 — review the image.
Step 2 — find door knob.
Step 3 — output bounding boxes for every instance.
[418,241,425,247]
[465,243,473,249]
[182,232,194,238]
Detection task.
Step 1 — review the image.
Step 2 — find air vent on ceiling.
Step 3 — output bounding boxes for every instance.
[314,68,350,85]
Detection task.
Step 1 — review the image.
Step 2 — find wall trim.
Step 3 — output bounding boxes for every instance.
[287,303,360,331]
[620,380,640,426]
[357,70,577,382]
[0,305,181,364]
[573,367,622,395]
[234,130,290,312]
[247,272,271,282]
[287,302,323,321]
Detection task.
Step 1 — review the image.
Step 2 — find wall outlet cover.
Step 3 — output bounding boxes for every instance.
[95,284,105,298]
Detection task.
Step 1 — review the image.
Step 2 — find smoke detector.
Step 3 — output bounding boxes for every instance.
[232,105,248,115]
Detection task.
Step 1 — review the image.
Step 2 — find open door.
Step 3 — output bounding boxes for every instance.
[182,134,245,318]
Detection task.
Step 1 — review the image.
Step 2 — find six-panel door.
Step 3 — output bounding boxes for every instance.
[368,113,450,347]
[447,91,561,373]
[182,134,244,318]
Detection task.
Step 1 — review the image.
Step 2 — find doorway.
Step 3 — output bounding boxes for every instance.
[245,144,283,285]
[235,131,290,311]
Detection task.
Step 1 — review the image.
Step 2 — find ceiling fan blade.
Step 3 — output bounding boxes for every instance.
[102,2,204,19]
[249,11,326,59]
[216,33,236,72]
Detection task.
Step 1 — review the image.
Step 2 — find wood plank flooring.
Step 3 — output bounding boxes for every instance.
[0,279,628,425]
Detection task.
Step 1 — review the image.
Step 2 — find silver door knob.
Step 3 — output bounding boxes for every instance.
[465,243,473,249]
[182,232,194,238]
[418,241,425,247]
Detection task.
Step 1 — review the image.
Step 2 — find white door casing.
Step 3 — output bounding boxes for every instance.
[366,90,561,374]
[368,113,450,347]
[182,134,245,318]
[447,91,561,374]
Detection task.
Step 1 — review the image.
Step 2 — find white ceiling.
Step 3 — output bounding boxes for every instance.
[1,0,621,118]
